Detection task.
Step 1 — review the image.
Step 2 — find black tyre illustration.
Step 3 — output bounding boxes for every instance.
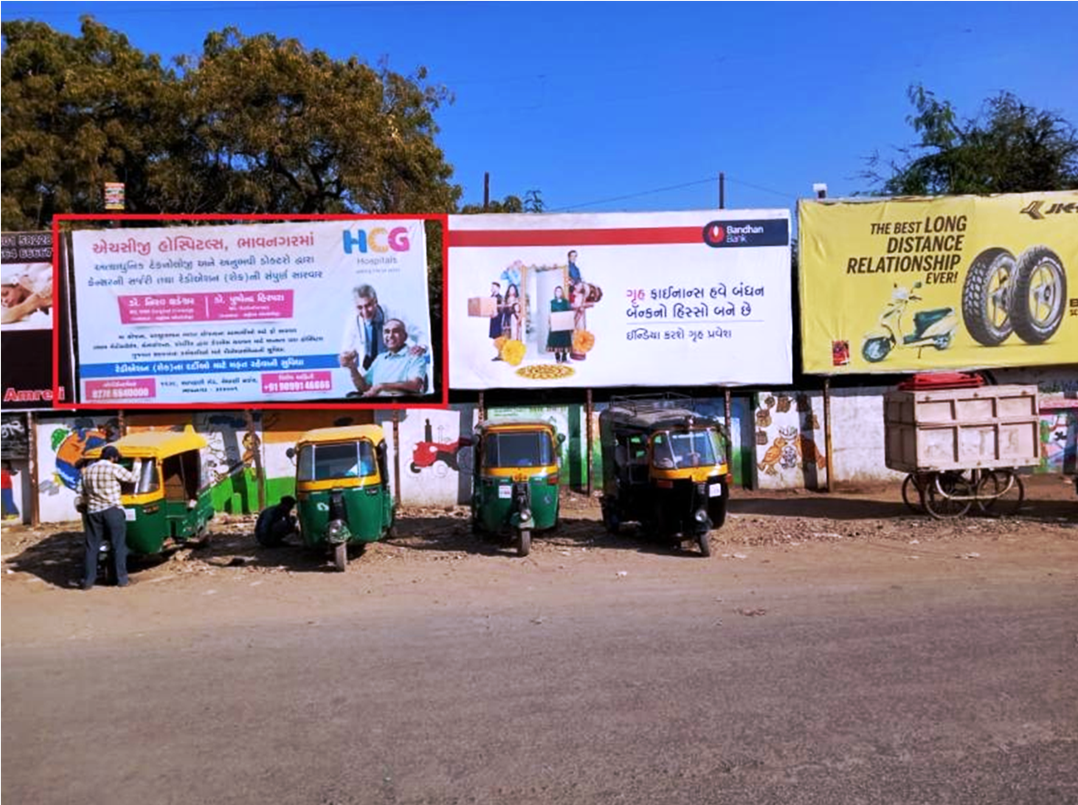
[1011,246,1066,344]
[961,248,1016,346]
[862,337,892,363]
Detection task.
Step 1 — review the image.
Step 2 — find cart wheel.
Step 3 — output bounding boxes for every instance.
[333,542,348,572]
[901,474,925,514]
[976,470,1024,517]
[923,471,973,519]
[697,531,711,557]
[517,529,531,558]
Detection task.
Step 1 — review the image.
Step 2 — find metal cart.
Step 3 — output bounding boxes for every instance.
[884,382,1040,520]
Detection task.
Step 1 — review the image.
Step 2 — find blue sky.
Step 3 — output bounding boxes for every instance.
[4,2,1077,216]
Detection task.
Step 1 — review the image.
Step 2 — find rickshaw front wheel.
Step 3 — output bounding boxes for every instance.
[697,531,711,557]
[333,542,348,572]
[517,529,531,558]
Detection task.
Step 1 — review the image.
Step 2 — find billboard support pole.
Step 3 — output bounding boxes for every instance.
[392,409,402,507]
[823,378,834,493]
[585,389,594,496]
[723,388,732,476]
[245,409,266,512]
[28,412,40,527]
[483,173,490,211]
[719,172,725,209]
[478,391,485,422]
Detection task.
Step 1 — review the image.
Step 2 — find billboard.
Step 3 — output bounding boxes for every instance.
[1,231,72,409]
[67,217,437,406]
[447,210,792,389]
[799,192,1078,374]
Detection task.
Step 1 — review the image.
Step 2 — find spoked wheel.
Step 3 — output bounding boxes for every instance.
[923,471,973,519]
[333,542,348,572]
[517,529,531,558]
[975,469,1025,517]
[696,531,711,557]
[901,473,926,514]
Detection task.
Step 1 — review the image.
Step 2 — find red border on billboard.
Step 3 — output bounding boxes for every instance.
[448,226,705,248]
[51,213,449,412]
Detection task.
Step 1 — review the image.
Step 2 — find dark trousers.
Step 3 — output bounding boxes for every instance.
[83,507,129,588]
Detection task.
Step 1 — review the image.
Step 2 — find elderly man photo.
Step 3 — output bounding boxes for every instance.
[339,284,426,374]
[348,318,428,398]
[1,264,53,329]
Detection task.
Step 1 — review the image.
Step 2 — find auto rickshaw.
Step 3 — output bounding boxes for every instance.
[284,425,394,571]
[599,396,730,556]
[82,426,214,556]
[471,420,563,557]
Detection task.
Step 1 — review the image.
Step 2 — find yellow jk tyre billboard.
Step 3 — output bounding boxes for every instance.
[799,192,1077,374]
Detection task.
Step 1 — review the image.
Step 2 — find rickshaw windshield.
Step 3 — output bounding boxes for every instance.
[297,442,376,482]
[484,431,554,468]
[651,429,723,470]
[117,458,159,495]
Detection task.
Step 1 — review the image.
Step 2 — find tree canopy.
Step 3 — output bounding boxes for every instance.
[1,17,463,228]
[865,84,1078,196]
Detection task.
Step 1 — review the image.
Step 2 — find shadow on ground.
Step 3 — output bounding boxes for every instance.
[387,513,713,559]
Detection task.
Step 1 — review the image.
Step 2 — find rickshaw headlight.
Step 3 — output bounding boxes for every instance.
[519,508,532,522]
[326,519,345,540]
[694,508,708,523]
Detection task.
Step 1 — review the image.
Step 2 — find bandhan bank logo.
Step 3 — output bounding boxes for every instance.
[342,227,411,254]
[703,222,727,246]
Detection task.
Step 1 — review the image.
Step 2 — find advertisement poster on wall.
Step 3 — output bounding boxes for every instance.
[1,231,72,409]
[447,211,792,389]
[68,218,435,406]
[799,191,1078,374]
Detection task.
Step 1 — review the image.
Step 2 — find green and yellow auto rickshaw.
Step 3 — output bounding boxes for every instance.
[471,420,562,557]
[83,426,214,556]
[285,425,395,572]
[599,397,730,556]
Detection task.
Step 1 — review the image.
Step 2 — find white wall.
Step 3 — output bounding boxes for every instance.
[828,387,905,484]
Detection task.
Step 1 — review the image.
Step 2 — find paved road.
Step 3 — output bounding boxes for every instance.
[4,548,1077,805]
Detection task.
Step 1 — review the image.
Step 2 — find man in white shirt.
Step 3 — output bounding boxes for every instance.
[339,284,427,391]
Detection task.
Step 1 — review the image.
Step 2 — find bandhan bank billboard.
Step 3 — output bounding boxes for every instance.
[799,192,1078,374]
[69,219,435,405]
[447,210,792,389]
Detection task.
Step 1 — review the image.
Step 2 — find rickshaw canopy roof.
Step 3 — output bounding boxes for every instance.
[475,419,558,436]
[84,426,207,460]
[600,404,717,433]
[295,424,386,447]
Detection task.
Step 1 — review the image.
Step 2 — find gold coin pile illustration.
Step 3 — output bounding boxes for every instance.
[516,364,575,380]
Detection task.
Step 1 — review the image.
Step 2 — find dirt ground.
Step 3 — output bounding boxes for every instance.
[3,475,1076,643]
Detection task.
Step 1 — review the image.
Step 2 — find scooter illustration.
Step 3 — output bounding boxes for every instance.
[861,281,958,363]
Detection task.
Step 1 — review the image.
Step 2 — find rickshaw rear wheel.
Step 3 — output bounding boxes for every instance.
[333,542,348,572]
[601,503,620,535]
[517,529,531,557]
[696,531,711,557]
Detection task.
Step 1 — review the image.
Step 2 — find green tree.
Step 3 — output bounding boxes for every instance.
[168,28,460,214]
[2,18,463,226]
[864,84,1078,196]
[459,188,545,214]
[1,18,177,229]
